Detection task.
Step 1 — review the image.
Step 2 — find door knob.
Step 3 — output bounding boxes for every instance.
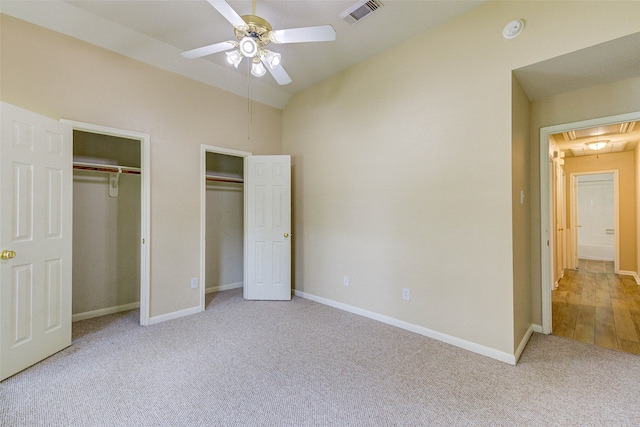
[284,233,289,238]
[1,250,16,260]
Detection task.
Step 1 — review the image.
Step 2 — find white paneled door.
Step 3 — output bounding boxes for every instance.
[0,102,72,381]
[244,155,291,300]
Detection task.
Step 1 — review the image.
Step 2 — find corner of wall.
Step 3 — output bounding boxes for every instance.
[512,73,533,353]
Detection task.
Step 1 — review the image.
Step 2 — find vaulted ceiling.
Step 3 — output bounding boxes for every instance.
[2,1,640,113]
[0,0,486,108]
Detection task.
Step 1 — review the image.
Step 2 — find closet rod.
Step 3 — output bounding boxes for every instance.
[205,174,243,184]
[73,161,141,175]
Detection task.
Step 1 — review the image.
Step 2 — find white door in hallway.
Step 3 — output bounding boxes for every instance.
[244,155,291,300]
[0,102,72,381]
[576,173,615,262]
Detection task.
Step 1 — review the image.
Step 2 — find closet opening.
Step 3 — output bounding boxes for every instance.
[64,120,151,326]
[200,145,250,310]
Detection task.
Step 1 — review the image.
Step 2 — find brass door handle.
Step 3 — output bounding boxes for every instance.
[558,228,564,231]
[284,233,289,238]
[1,250,16,260]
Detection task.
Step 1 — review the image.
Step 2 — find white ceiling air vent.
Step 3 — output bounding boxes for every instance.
[340,0,384,25]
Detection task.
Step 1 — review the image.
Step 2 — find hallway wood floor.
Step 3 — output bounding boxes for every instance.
[553,259,640,355]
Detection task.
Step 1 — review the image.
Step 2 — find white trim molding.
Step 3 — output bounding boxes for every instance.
[72,302,140,322]
[206,282,243,294]
[295,290,518,365]
[515,325,534,363]
[619,270,640,284]
[149,305,202,325]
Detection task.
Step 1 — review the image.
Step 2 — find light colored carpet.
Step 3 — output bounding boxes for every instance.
[2,288,640,426]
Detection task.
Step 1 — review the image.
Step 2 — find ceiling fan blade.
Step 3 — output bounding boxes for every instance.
[270,25,336,44]
[261,57,292,85]
[207,0,246,28]
[182,41,235,59]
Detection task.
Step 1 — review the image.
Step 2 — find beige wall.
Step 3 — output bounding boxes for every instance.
[512,75,531,352]
[0,14,282,318]
[563,152,636,271]
[530,75,640,326]
[283,1,640,356]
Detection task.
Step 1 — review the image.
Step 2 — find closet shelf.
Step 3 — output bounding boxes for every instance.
[73,161,141,175]
[205,173,243,184]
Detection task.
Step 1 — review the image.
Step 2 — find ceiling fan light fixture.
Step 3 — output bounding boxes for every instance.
[239,36,258,57]
[225,50,243,68]
[265,51,281,69]
[587,141,608,150]
[251,58,266,77]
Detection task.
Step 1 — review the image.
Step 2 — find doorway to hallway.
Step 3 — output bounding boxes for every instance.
[540,111,640,335]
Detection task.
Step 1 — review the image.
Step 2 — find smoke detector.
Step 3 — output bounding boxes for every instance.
[503,19,525,39]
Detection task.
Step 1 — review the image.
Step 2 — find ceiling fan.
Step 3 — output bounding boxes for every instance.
[182,0,336,85]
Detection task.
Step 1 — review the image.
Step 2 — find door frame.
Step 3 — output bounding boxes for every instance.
[540,110,640,334]
[569,171,619,270]
[551,156,566,287]
[199,145,251,311]
[61,120,151,326]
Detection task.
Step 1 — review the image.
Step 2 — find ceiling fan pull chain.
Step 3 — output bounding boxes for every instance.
[252,0,257,16]
[248,60,253,141]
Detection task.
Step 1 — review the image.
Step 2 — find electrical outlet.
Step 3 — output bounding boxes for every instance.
[402,288,410,301]
[343,276,350,287]
[190,277,198,289]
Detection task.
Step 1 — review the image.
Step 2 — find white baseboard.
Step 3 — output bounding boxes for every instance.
[619,270,640,284]
[206,282,243,294]
[72,302,140,322]
[532,324,543,334]
[149,305,202,325]
[515,325,534,363]
[294,290,517,365]
[147,283,242,326]
[579,254,614,261]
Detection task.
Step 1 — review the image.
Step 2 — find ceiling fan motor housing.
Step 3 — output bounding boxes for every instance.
[235,15,273,47]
